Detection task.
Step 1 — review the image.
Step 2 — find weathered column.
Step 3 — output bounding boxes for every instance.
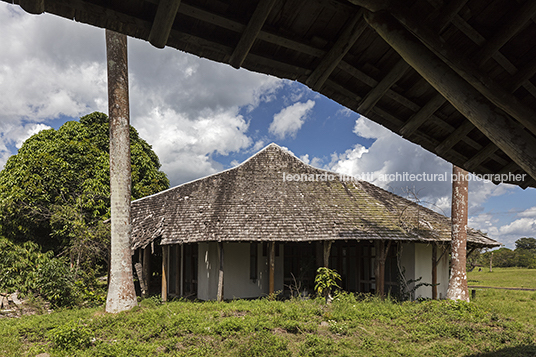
[432,244,437,300]
[323,241,333,267]
[162,245,168,302]
[105,30,137,313]
[142,247,151,297]
[447,165,470,302]
[268,241,275,299]
[217,242,224,302]
[374,240,391,298]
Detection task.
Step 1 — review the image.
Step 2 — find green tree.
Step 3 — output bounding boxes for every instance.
[0,112,169,273]
[515,237,536,252]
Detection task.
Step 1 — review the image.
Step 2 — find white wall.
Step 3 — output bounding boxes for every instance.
[197,242,219,301]
[399,242,449,300]
[197,242,285,301]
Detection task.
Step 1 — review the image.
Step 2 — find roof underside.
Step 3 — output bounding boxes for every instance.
[131,144,500,249]
[6,0,536,189]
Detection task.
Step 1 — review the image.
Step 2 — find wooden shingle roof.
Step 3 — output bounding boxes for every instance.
[131,143,500,250]
[5,0,536,189]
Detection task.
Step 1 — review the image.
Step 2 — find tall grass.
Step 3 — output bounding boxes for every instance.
[1,290,535,356]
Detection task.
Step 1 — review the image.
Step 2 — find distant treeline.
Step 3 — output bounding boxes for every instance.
[468,237,536,270]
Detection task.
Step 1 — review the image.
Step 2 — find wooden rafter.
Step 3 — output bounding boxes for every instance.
[475,0,536,66]
[306,10,367,91]
[148,0,182,48]
[357,58,410,115]
[364,11,536,181]
[388,4,536,138]
[464,142,498,171]
[428,0,468,33]
[399,93,445,137]
[435,120,474,155]
[425,0,536,99]
[228,0,278,69]
[19,0,44,14]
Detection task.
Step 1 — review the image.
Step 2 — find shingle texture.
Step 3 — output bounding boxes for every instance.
[131,144,500,250]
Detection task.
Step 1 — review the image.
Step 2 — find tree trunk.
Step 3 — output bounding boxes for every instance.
[105,29,137,313]
[446,165,470,302]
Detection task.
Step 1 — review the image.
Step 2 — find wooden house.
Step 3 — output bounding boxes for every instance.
[130,143,499,301]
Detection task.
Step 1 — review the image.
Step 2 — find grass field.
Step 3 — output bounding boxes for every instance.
[467,267,536,289]
[1,268,535,357]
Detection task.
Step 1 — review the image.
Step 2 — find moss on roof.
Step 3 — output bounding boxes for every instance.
[131,143,500,249]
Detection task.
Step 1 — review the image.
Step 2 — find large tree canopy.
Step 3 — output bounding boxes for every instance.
[0,112,169,257]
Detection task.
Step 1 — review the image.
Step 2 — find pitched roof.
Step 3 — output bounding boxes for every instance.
[131,143,500,250]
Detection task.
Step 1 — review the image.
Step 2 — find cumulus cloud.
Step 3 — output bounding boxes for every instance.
[15,124,53,149]
[329,116,513,217]
[135,108,253,185]
[268,100,315,139]
[470,206,536,247]
[0,3,282,183]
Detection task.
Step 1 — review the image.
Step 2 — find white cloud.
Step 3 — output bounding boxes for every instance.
[15,124,53,149]
[471,206,536,247]
[329,116,516,220]
[135,108,252,186]
[268,100,315,139]
[0,3,282,184]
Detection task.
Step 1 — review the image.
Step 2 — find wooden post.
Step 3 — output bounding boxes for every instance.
[217,242,224,302]
[268,241,275,299]
[180,244,184,297]
[446,165,470,302]
[374,240,391,298]
[162,245,168,302]
[323,241,333,267]
[142,247,151,297]
[432,244,437,300]
[105,29,137,313]
[489,252,493,273]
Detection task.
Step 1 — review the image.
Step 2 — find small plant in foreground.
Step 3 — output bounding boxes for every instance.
[314,267,341,304]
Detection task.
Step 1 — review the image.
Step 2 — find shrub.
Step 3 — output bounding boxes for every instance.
[51,321,92,351]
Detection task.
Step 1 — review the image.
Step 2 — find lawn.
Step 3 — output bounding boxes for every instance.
[467,267,536,289]
[1,268,535,356]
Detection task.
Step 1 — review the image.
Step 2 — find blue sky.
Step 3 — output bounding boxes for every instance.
[1,3,534,248]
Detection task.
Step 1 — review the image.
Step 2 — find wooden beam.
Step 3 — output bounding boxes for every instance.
[346,0,391,12]
[19,0,44,14]
[432,243,437,300]
[357,58,410,115]
[447,165,469,302]
[228,0,278,69]
[374,240,391,299]
[148,0,182,48]
[217,242,224,302]
[306,10,367,91]
[389,5,536,138]
[508,57,536,92]
[142,247,151,297]
[180,244,184,297]
[429,0,468,33]
[323,241,333,267]
[475,0,536,66]
[435,120,474,155]
[268,241,275,299]
[464,142,497,171]
[365,11,536,181]
[162,245,168,302]
[399,93,445,137]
